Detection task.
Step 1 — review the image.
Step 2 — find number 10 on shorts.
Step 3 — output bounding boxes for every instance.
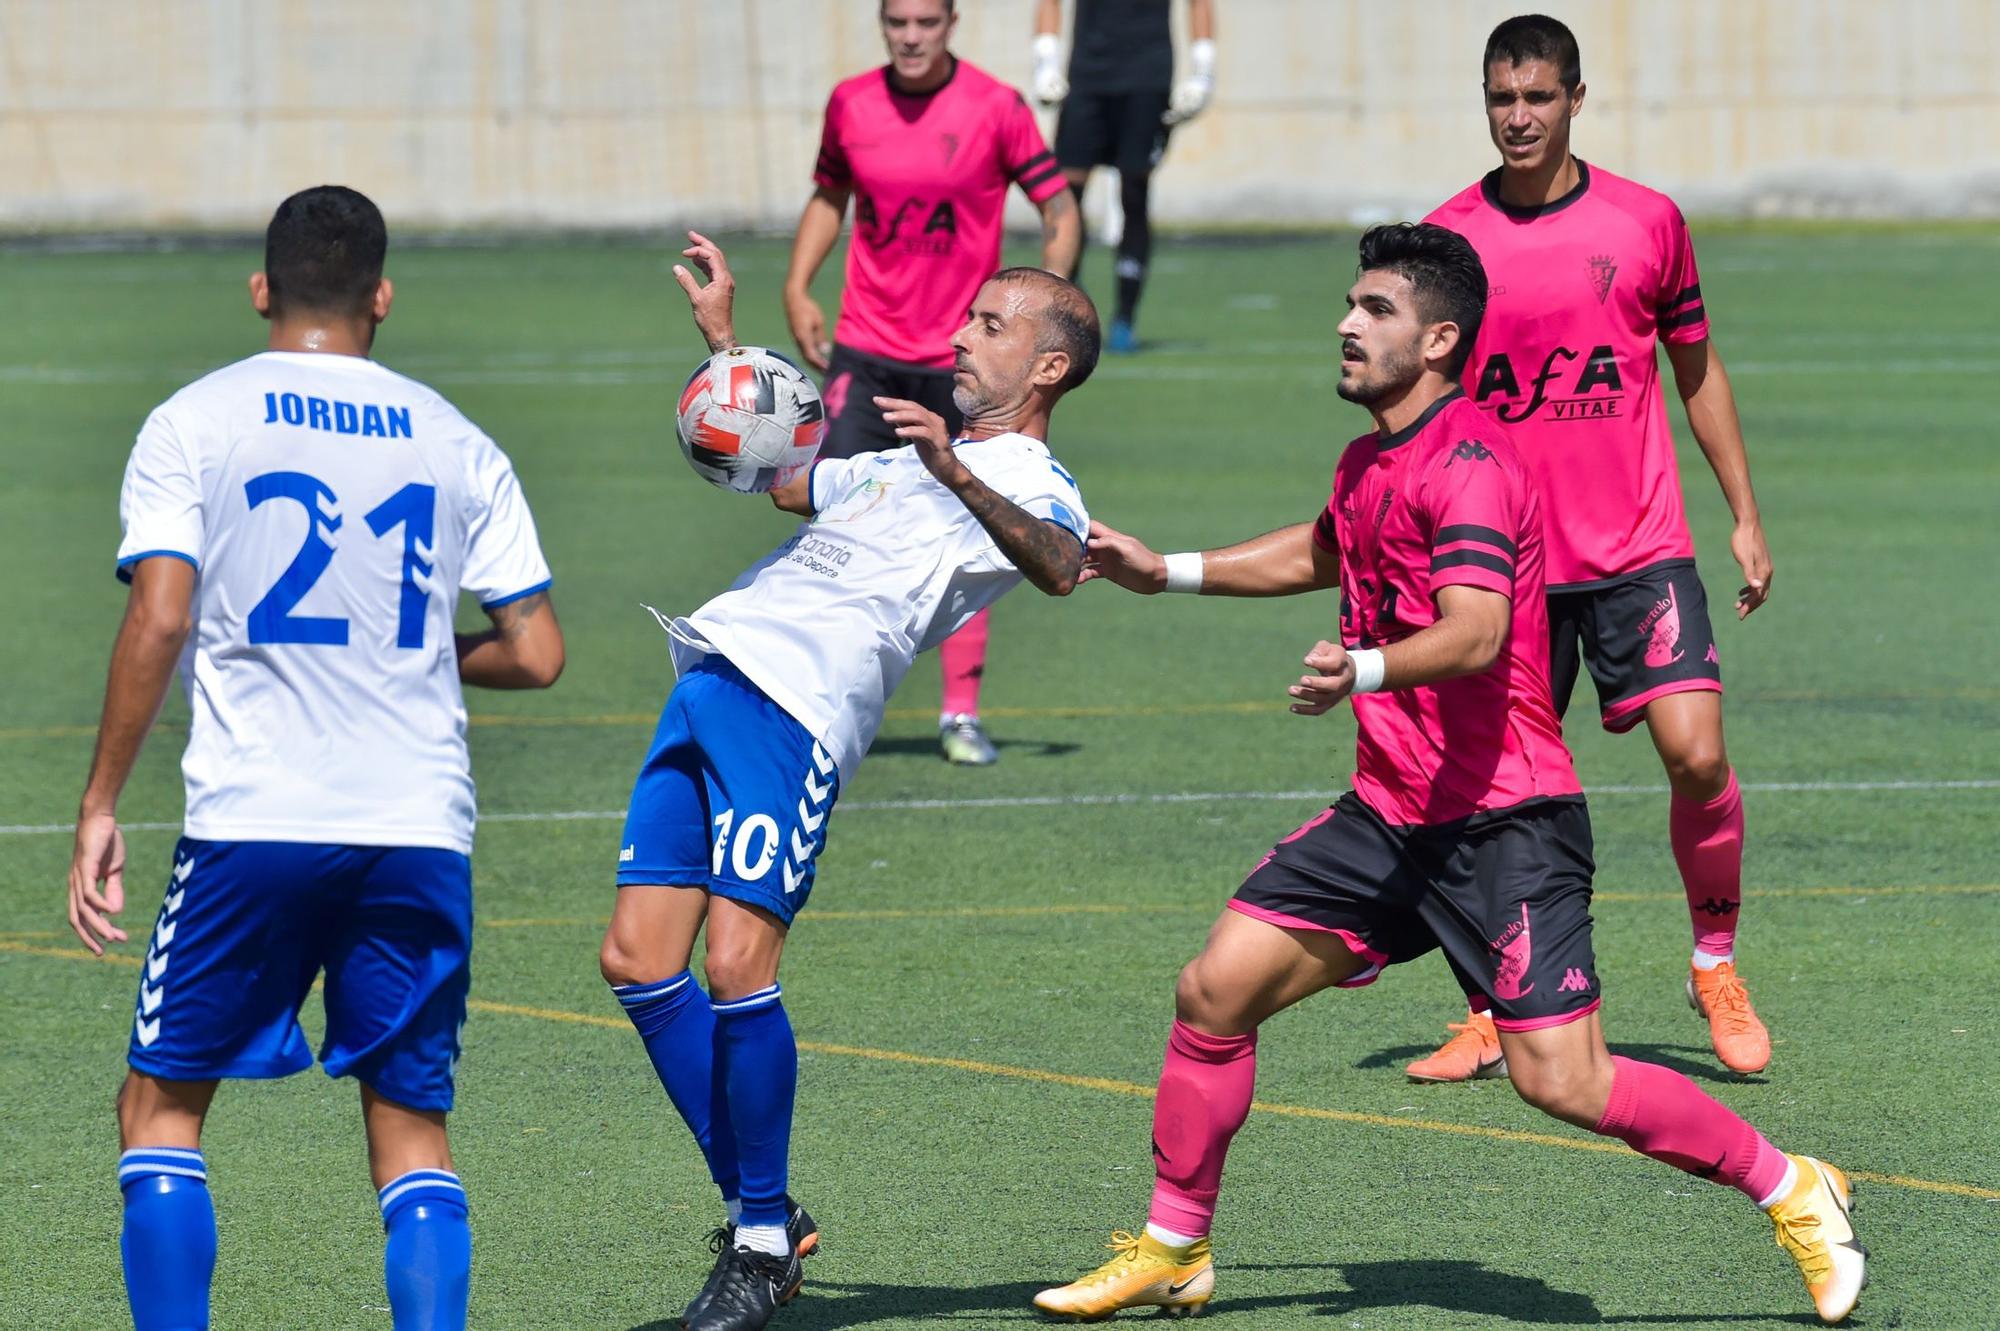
[711,809,782,883]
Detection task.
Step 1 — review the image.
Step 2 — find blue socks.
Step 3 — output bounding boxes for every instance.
[120,1148,217,1331]
[379,1169,470,1331]
[711,984,797,1231]
[613,970,742,1200]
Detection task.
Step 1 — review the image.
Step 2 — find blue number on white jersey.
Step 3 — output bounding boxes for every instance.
[244,471,438,650]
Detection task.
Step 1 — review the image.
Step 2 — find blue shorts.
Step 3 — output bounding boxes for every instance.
[618,653,840,924]
[127,839,473,1112]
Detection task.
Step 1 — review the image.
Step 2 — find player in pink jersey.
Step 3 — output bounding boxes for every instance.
[1410,14,1778,1082]
[785,0,1080,767]
[1033,225,1862,1326]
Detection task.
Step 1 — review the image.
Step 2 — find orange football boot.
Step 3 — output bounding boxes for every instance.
[1405,1009,1507,1083]
[1688,960,1772,1073]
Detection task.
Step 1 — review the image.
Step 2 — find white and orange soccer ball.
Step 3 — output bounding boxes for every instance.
[675,346,826,494]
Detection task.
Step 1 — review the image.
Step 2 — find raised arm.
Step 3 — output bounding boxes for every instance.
[69,556,195,953]
[1666,337,1771,619]
[878,397,1083,597]
[1082,519,1337,597]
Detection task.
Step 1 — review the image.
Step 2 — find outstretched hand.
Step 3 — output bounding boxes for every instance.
[1081,520,1168,593]
[671,230,737,353]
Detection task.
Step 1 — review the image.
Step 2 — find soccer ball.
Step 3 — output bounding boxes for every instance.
[675,346,826,494]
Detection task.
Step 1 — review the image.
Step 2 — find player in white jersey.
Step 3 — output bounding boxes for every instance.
[599,233,1096,1331]
[65,187,563,1331]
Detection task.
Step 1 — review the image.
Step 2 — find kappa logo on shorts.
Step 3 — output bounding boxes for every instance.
[135,855,193,1047]
[1557,967,1593,993]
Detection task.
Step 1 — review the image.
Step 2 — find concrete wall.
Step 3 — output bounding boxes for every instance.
[3,0,1998,230]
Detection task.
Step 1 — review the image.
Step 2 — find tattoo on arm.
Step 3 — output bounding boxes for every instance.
[952,477,1083,596]
[1040,188,1076,253]
[487,591,550,641]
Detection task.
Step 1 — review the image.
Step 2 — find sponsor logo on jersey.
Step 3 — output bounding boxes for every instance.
[1473,344,1625,424]
[856,192,958,256]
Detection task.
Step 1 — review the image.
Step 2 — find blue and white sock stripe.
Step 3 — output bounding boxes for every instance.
[119,1147,207,1185]
[378,1169,467,1216]
[611,971,694,1009]
[710,983,782,1015]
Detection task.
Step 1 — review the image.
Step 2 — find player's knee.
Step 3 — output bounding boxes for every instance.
[701,939,779,1003]
[597,928,654,988]
[1663,740,1730,797]
[1507,1051,1611,1128]
[1173,955,1232,1028]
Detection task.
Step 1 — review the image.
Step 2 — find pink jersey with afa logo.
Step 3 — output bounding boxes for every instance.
[814,59,1068,369]
[1426,162,1711,588]
[1313,391,1581,826]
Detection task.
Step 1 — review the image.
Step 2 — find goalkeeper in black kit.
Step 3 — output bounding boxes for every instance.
[1032,0,1215,353]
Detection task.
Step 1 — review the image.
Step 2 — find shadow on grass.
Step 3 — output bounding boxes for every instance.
[1351,1042,1766,1087]
[628,1262,1817,1327]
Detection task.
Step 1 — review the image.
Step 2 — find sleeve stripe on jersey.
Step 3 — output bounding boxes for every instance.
[1659,305,1708,331]
[1019,162,1064,191]
[814,151,850,182]
[1431,549,1514,579]
[1664,282,1703,310]
[1433,523,1519,558]
[1312,510,1339,552]
[481,578,552,611]
[1016,150,1057,175]
[114,549,200,584]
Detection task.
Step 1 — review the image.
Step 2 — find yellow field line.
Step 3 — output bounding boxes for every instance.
[9,683,1994,741]
[7,937,1994,1202]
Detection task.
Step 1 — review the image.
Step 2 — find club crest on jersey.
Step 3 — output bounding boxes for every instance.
[1587,253,1618,304]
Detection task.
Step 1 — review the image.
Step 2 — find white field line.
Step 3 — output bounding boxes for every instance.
[2,777,1995,837]
[6,357,1999,389]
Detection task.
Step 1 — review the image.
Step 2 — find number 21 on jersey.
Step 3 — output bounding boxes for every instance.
[245,470,436,648]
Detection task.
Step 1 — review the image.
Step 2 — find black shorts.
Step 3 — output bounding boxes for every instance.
[1548,558,1724,733]
[1054,89,1173,178]
[820,343,963,460]
[1232,793,1601,1031]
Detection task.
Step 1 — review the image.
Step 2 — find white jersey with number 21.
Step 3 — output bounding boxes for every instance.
[116,350,552,855]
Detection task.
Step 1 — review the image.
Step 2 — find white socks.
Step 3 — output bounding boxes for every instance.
[735,1221,789,1256]
[1144,1222,1202,1249]
[1755,1156,1799,1209]
[1692,948,1734,971]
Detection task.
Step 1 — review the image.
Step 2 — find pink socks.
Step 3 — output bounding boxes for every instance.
[1671,770,1744,956]
[1594,1055,1790,1203]
[938,606,991,719]
[1147,1020,1257,1238]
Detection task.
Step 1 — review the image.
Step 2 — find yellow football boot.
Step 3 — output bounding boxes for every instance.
[1033,1230,1213,1320]
[1767,1155,1867,1324]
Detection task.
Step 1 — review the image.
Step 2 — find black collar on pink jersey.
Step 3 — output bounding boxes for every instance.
[1480,158,1592,220]
[1375,387,1464,450]
[883,55,960,100]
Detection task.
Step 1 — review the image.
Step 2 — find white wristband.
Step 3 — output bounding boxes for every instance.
[1348,648,1387,695]
[1032,32,1062,66]
[1162,551,1204,594]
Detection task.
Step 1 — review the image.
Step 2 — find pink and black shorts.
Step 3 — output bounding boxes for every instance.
[1230,792,1602,1032]
[1548,557,1723,733]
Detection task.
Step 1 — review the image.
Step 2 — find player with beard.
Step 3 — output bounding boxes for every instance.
[1407,13,1778,1083]
[785,0,1082,766]
[603,233,1097,1331]
[1033,224,1863,1326]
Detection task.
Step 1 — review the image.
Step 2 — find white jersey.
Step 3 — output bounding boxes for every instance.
[115,351,552,854]
[668,432,1087,778]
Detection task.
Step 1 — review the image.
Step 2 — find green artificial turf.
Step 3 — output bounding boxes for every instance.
[3,227,1997,1328]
